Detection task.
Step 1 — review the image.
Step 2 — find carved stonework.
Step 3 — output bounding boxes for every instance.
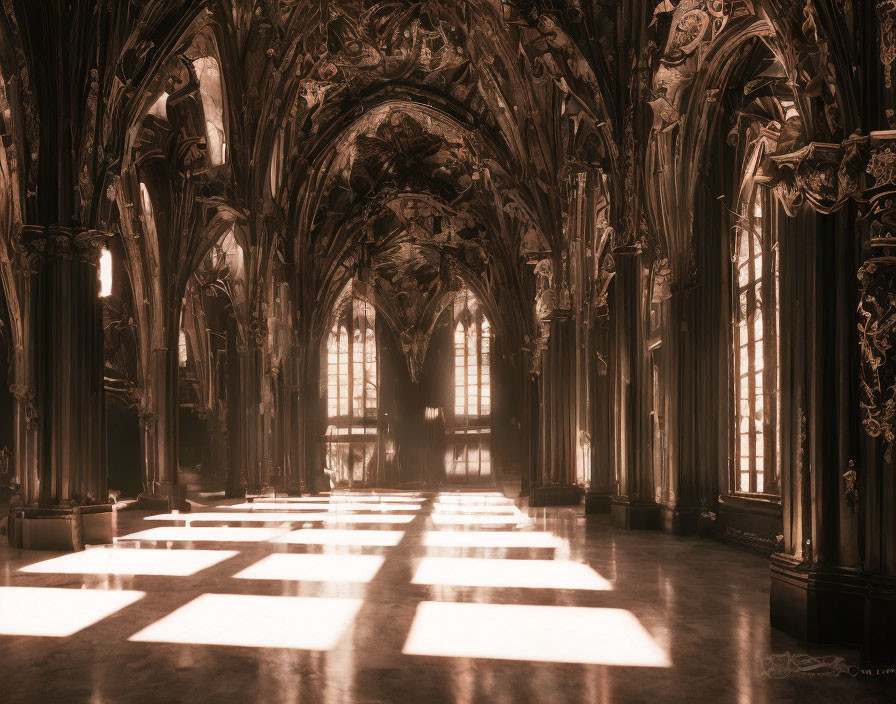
[14,225,108,272]
[9,384,36,430]
[74,229,109,265]
[857,133,896,460]
[858,259,896,461]
[768,142,861,216]
[13,225,46,276]
[866,146,896,190]
[879,1,896,89]
[533,257,555,354]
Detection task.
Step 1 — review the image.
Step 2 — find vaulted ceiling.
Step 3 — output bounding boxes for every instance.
[0,0,864,372]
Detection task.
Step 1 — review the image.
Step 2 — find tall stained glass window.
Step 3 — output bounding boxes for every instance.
[732,192,780,495]
[450,288,491,480]
[325,296,377,485]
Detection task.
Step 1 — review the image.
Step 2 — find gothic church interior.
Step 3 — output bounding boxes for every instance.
[0,1,895,702]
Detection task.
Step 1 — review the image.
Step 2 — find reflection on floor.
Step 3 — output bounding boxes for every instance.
[0,489,891,703]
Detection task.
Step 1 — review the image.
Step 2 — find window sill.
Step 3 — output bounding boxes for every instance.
[718,493,782,516]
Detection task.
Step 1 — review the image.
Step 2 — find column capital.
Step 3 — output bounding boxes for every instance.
[14,224,109,273]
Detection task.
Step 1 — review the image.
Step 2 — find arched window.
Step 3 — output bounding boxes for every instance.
[732,190,780,495]
[450,288,491,481]
[325,295,377,485]
[327,298,376,424]
[192,56,226,166]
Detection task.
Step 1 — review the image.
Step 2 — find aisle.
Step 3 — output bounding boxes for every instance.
[0,490,889,704]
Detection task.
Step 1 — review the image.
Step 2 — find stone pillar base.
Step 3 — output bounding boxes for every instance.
[529,485,584,507]
[8,505,113,551]
[770,553,865,644]
[864,576,896,666]
[662,506,698,535]
[696,510,719,538]
[584,491,612,514]
[136,481,189,512]
[224,486,245,500]
[610,496,661,530]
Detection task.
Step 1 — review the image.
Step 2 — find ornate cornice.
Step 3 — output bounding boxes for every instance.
[757,132,870,216]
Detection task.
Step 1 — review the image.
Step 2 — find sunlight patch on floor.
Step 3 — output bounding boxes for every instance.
[422,530,560,550]
[272,528,405,547]
[129,594,362,650]
[19,547,238,576]
[119,527,290,543]
[429,513,526,527]
[144,512,416,524]
[0,587,144,637]
[431,503,518,515]
[229,502,422,512]
[234,553,385,583]
[412,557,611,590]
[402,602,670,666]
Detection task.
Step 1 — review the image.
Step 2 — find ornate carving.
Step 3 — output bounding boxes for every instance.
[13,225,46,276]
[866,147,896,190]
[9,384,36,430]
[769,143,846,215]
[74,229,109,265]
[137,408,158,427]
[13,225,108,272]
[858,259,896,461]
[761,135,872,215]
[533,257,555,351]
[879,1,896,89]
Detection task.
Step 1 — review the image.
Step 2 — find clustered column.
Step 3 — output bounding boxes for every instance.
[8,225,110,549]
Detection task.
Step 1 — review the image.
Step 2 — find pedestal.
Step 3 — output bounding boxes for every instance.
[135,481,190,512]
[584,490,612,514]
[610,496,661,530]
[9,504,113,550]
[662,506,698,535]
[864,576,896,666]
[530,485,584,507]
[770,553,865,645]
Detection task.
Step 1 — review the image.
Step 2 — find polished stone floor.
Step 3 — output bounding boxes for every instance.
[1,489,893,704]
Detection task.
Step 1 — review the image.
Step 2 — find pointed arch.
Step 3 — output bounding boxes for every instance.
[324,282,379,486]
[449,286,492,482]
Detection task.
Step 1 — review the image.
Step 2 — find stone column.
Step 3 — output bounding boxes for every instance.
[855,161,896,665]
[283,343,302,493]
[223,325,268,498]
[9,225,111,550]
[609,251,660,529]
[585,315,616,512]
[519,361,539,497]
[224,326,246,498]
[658,287,701,534]
[134,295,189,512]
[243,328,266,494]
[530,311,582,506]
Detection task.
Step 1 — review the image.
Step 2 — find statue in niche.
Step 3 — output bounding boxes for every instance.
[651,258,673,303]
[534,257,555,318]
[533,258,556,352]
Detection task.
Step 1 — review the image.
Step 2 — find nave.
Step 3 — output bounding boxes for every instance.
[0,489,890,704]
